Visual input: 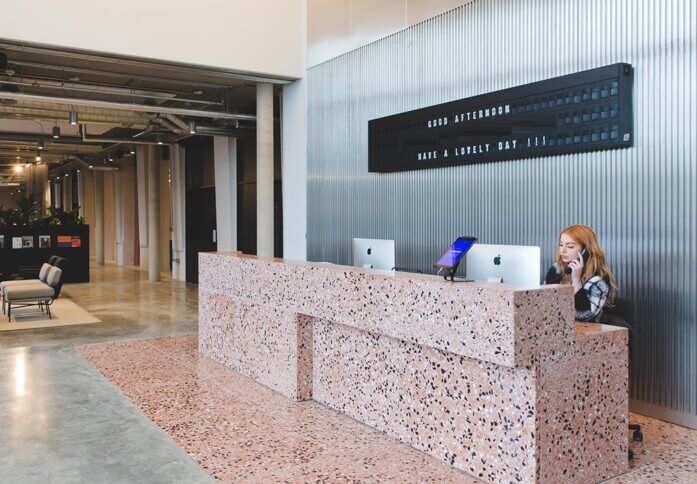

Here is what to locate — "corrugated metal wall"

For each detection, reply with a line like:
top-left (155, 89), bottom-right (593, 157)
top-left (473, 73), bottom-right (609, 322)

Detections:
top-left (307, 0), bottom-right (697, 427)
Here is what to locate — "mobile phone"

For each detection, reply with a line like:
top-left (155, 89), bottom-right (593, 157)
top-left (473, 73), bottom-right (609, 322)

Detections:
top-left (433, 236), bottom-right (477, 269)
top-left (565, 248), bottom-right (589, 274)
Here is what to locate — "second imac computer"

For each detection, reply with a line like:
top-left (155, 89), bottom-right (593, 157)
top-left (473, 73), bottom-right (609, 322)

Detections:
top-left (466, 244), bottom-right (541, 287)
top-left (352, 238), bottom-right (395, 271)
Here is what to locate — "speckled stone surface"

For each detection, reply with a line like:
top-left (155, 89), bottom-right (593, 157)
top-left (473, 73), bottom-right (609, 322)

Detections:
top-left (78, 336), bottom-right (475, 483)
top-left (197, 253), bottom-right (628, 483)
top-left (312, 318), bottom-right (538, 481)
top-left (77, 336), bottom-right (697, 484)
top-left (199, 253), bottom-right (575, 370)
top-left (536, 323), bottom-right (629, 482)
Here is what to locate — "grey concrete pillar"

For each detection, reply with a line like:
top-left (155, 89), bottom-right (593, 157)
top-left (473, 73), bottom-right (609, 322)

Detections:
top-left (136, 145), bottom-right (149, 272)
top-left (27, 165), bottom-right (50, 215)
top-left (147, 146), bottom-right (161, 281)
top-left (256, 82), bottom-right (274, 257)
top-left (53, 180), bottom-right (62, 209)
top-left (170, 144), bottom-right (186, 281)
top-left (114, 171), bottom-right (124, 266)
top-left (77, 169), bottom-right (86, 217)
top-left (62, 174), bottom-right (73, 211)
top-left (213, 136), bottom-right (237, 252)
top-left (94, 171), bottom-right (104, 265)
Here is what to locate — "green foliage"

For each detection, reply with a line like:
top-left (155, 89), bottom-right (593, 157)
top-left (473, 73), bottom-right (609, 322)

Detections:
top-left (15, 195), bottom-right (39, 225)
top-left (0, 206), bottom-right (21, 226)
top-left (0, 196), bottom-right (86, 228)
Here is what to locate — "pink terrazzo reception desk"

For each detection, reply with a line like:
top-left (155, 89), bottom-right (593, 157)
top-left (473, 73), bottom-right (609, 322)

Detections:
top-left (198, 252), bottom-right (628, 483)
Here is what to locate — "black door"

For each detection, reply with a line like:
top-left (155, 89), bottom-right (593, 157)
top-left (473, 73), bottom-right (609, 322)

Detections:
top-left (185, 186), bottom-right (216, 283)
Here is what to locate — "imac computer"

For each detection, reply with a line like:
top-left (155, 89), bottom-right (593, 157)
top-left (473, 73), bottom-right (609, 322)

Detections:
top-left (352, 238), bottom-right (396, 271)
top-left (466, 244), bottom-right (541, 287)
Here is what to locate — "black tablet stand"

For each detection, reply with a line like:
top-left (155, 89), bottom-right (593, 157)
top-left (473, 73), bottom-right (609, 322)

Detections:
top-left (443, 259), bottom-right (462, 281)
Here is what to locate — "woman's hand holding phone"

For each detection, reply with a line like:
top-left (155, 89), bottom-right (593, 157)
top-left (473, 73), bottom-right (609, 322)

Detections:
top-left (568, 251), bottom-right (585, 293)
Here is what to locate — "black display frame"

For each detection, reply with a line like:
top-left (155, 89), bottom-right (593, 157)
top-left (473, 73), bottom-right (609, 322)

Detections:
top-left (368, 63), bottom-right (634, 173)
top-left (0, 225), bottom-right (90, 283)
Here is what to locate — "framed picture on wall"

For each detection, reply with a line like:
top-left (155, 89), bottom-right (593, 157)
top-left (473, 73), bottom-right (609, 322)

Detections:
top-left (0, 235), bottom-right (4, 249)
top-left (22, 236), bottom-right (34, 248)
top-left (39, 235), bottom-right (51, 248)
top-left (57, 235), bottom-right (72, 248)
top-left (12, 237), bottom-right (22, 249)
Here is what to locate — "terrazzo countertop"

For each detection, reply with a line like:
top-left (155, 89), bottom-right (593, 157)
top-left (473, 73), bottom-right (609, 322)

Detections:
top-left (199, 252), bottom-right (575, 368)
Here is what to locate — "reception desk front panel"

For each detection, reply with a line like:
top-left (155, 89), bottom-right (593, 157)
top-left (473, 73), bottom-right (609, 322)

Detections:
top-left (199, 252), bottom-right (627, 483)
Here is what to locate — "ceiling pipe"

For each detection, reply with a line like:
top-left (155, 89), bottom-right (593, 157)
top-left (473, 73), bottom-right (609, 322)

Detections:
top-left (0, 148), bottom-right (89, 157)
top-left (0, 132), bottom-right (79, 143)
top-left (195, 127), bottom-right (253, 137)
top-left (0, 92), bottom-right (256, 121)
top-left (133, 125), bottom-right (156, 138)
top-left (82, 125), bottom-right (161, 145)
top-left (10, 60), bottom-right (231, 90)
top-left (72, 156), bottom-right (119, 171)
top-left (0, 77), bottom-right (222, 106)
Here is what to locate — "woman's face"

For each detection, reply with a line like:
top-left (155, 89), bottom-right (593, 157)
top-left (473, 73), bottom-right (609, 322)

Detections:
top-left (559, 233), bottom-right (581, 264)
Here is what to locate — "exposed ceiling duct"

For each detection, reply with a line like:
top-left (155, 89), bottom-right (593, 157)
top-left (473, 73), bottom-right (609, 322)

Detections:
top-left (164, 114), bottom-right (189, 131)
top-left (0, 77), bottom-right (224, 106)
top-left (0, 105), bottom-right (150, 127)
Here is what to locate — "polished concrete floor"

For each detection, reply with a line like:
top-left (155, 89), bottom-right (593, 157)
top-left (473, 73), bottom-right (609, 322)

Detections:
top-left (0, 263), bottom-right (198, 349)
top-left (1, 263), bottom-right (696, 483)
top-left (0, 263), bottom-right (210, 483)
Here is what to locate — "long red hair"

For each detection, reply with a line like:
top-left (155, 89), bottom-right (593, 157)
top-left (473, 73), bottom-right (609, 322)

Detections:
top-left (556, 224), bottom-right (617, 303)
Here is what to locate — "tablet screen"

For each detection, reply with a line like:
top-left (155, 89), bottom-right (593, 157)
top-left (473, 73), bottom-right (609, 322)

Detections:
top-left (434, 237), bottom-right (477, 268)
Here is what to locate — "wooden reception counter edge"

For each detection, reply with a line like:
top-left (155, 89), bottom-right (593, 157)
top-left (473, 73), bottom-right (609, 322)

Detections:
top-left (198, 252), bottom-right (628, 483)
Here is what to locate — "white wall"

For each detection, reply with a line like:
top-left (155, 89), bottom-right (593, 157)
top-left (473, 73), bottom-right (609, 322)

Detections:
top-left (1, 0), bottom-right (305, 79)
top-left (282, 78), bottom-right (307, 261)
top-left (308, 0), bottom-right (474, 67)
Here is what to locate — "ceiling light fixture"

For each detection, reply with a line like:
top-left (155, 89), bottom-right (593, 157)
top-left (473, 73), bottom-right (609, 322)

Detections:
top-left (129, 144), bottom-right (136, 155)
top-left (14, 164), bottom-right (23, 173)
top-left (188, 121), bottom-right (197, 134)
top-left (52, 126), bottom-right (60, 139)
top-left (156, 134), bottom-right (164, 145)
top-left (69, 110), bottom-right (78, 125)
top-left (35, 151), bottom-right (41, 162)
top-left (38, 138), bottom-right (45, 150)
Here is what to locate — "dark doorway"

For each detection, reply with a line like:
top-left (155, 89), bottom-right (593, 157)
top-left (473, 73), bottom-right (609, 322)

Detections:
top-left (186, 187), bottom-right (216, 283)
top-left (236, 111), bottom-right (283, 258)
top-left (184, 137), bottom-right (216, 283)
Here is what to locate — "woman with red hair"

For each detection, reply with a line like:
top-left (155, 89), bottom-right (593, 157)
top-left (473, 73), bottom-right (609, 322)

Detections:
top-left (545, 224), bottom-right (617, 321)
